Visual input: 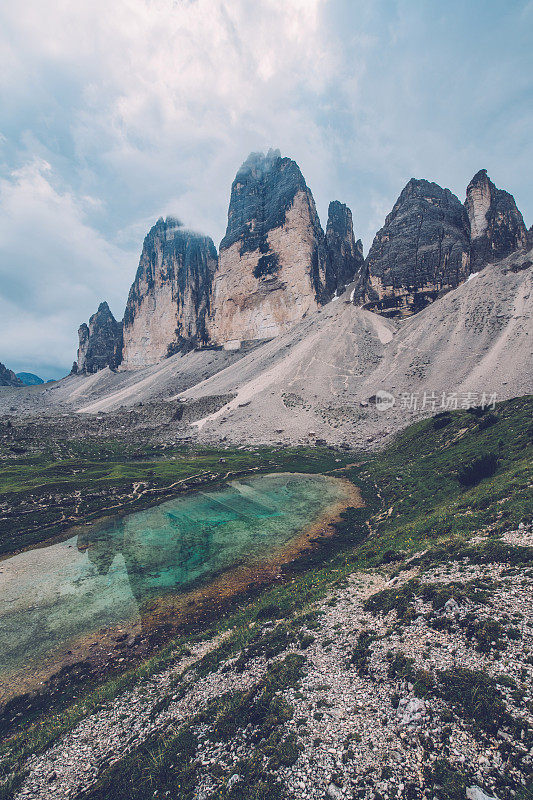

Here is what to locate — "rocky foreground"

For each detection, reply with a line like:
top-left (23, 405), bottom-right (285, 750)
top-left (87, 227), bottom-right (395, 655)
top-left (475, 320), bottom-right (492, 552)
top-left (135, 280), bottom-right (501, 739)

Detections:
top-left (1, 396), bottom-right (531, 800)
top-left (11, 525), bottom-right (533, 800)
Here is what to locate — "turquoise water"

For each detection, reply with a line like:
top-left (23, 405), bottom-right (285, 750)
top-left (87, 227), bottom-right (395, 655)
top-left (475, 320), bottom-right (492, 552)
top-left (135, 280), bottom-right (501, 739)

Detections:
top-left (0, 473), bottom-right (347, 683)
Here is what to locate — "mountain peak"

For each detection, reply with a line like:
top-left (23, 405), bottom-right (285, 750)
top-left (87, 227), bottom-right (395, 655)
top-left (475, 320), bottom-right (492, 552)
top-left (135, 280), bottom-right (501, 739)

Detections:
top-left (211, 151), bottom-right (331, 343)
top-left (0, 362), bottom-right (23, 387)
top-left (365, 178), bottom-right (470, 315)
top-left (465, 169), bottom-right (528, 270)
top-left (76, 303), bottom-right (123, 374)
top-left (121, 219), bottom-right (218, 368)
top-left (469, 168), bottom-right (489, 185)
top-left (236, 149), bottom-right (282, 179)
top-left (326, 201), bottom-right (365, 296)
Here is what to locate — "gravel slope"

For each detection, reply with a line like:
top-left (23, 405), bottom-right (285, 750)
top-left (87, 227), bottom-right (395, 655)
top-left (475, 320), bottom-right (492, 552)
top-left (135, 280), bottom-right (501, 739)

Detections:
top-left (179, 249), bottom-right (533, 447)
top-left (0, 348), bottom-right (249, 417)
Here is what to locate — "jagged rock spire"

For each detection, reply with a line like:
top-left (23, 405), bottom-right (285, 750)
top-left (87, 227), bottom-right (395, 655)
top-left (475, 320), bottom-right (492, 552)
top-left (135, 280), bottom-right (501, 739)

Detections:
top-left (465, 169), bottom-right (528, 271)
top-left (209, 151), bottom-right (330, 344)
top-left (363, 178), bottom-right (471, 316)
top-left (325, 201), bottom-right (366, 296)
top-left (121, 218), bottom-right (218, 368)
top-left (76, 301), bottom-right (123, 374)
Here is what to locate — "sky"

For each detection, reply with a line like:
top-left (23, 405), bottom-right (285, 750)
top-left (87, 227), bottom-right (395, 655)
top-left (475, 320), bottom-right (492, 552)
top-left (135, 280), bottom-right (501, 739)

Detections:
top-left (0, 0), bottom-right (532, 379)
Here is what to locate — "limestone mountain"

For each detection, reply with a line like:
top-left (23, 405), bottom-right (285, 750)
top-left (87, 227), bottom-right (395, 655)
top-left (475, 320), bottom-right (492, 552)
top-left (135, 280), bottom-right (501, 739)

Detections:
top-left (0, 362), bottom-right (23, 387)
top-left (325, 201), bottom-right (365, 296)
top-left (363, 178), bottom-right (471, 316)
top-left (465, 169), bottom-right (528, 272)
top-left (209, 150), bottom-right (356, 344)
top-left (9, 249), bottom-right (533, 448)
top-left (75, 302), bottom-right (123, 374)
top-left (68, 156), bottom-right (530, 374)
top-left (121, 218), bottom-right (218, 368)
top-left (177, 246), bottom-right (533, 447)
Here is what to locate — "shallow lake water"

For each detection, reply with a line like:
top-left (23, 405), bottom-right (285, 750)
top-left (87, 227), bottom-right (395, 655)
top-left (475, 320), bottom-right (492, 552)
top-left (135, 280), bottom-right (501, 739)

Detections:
top-left (0, 473), bottom-right (349, 685)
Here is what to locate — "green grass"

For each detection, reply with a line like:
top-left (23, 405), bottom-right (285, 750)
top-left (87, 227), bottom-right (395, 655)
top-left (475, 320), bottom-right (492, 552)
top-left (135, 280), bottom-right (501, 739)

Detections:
top-left (352, 395), bottom-right (533, 561)
top-left (76, 653), bottom-right (305, 800)
top-left (76, 725), bottom-right (199, 800)
top-left (0, 442), bottom-right (347, 495)
top-left (424, 759), bottom-right (470, 800)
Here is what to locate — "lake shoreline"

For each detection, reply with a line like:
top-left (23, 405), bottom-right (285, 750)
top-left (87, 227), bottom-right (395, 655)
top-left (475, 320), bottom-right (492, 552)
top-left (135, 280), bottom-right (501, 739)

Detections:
top-left (0, 473), bottom-right (361, 710)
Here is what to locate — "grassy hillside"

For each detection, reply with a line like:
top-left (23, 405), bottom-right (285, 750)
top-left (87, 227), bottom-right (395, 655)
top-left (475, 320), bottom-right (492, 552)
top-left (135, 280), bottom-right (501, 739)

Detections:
top-left (356, 395), bottom-right (532, 559)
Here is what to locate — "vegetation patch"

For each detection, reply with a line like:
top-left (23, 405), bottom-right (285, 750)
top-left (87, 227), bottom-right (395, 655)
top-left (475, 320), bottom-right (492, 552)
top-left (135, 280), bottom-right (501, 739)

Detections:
top-left (364, 578), bottom-right (493, 624)
top-left (386, 653), bottom-right (435, 698)
top-left (457, 453), bottom-right (498, 487)
top-left (206, 753), bottom-right (285, 799)
top-left (437, 667), bottom-right (511, 735)
top-left (77, 725), bottom-right (198, 800)
top-left (199, 654), bottom-right (305, 744)
top-left (456, 615), bottom-right (507, 653)
top-left (349, 630), bottom-right (378, 675)
top-left (423, 758), bottom-right (470, 800)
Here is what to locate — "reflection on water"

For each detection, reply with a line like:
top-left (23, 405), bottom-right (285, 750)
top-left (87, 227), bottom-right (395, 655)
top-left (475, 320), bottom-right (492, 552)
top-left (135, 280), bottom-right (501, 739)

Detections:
top-left (0, 473), bottom-right (347, 681)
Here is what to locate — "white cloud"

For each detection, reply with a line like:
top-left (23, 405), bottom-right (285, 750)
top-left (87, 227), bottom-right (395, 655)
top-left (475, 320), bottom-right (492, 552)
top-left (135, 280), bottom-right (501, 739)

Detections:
top-left (0, 159), bottom-right (134, 374)
top-left (0, 0), bottom-right (531, 374)
top-left (0, 0), bottom-right (341, 372)
top-left (1, 0), bottom-right (337, 229)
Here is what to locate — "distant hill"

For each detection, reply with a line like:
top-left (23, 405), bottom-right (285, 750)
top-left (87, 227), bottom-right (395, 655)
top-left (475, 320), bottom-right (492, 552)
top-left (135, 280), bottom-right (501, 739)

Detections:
top-left (16, 372), bottom-right (44, 386)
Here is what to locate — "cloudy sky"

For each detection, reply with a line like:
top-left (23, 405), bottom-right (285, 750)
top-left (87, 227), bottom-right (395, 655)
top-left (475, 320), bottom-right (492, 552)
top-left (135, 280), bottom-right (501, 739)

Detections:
top-left (1, 0), bottom-right (531, 378)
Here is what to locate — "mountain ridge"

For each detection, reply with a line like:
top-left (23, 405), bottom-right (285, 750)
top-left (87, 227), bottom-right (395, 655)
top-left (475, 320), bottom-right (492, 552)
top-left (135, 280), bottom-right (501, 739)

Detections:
top-left (71, 155), bottom-right (530, 375)
top-left (9, 245), bottom-right (530, 451)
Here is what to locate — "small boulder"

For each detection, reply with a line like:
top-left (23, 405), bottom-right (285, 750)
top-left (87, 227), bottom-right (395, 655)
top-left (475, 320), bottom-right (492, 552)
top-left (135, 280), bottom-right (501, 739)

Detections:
top-left (327, 783), bottom-right (343, 800)
top-left (227, 774), bottom-right (241, 791)
top-left (398, 697), bottom-right (426, 726)
top-left (466, 788), bottom-right (500, 800)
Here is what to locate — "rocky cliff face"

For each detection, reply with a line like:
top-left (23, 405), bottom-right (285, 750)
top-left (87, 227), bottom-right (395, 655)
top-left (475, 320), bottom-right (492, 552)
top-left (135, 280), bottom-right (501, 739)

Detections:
top-left (68, 157), bottom-right (530, 369)
top-left (0, 362), bottom-right (23, 387)
top-left (364, 179), bottom-right (471, 316)
top-left (209, 150), bottom-right (334, 344)
top-left (465, 169), bottom-right (528, 272)
top-left (325, 201), bottom-right (365, 296)
top-left (121, 218), bottom-right (217, 368)
top-left (75, 302), bottom-right (123, 374)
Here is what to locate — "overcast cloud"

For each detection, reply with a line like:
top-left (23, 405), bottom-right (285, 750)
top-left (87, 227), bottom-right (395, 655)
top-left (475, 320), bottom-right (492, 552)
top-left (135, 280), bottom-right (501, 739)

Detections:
top-left (0, 0), bottom-right (531, 377)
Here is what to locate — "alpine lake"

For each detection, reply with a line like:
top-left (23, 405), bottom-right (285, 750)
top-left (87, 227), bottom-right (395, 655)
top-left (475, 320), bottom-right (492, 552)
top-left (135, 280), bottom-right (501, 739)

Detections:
top-left (0, 472), bottom-right (356, 700)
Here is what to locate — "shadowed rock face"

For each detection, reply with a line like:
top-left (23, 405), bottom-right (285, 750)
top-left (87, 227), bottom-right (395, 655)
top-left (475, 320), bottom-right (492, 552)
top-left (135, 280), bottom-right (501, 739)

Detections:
top-left (0, 362), bottom-right (23, 387)
top-left (121, 218), bottom-right (218, 368)
top-left (465, 169), bottom-right (528, 272)
top-left (325, 201), bottom-right (365, 296)
top-left (364, 179), bottom-right (471, 316)
top-left (209, 150), bottom-right (331, 344)
top-left (76, 302), bottom-right (123, 374)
